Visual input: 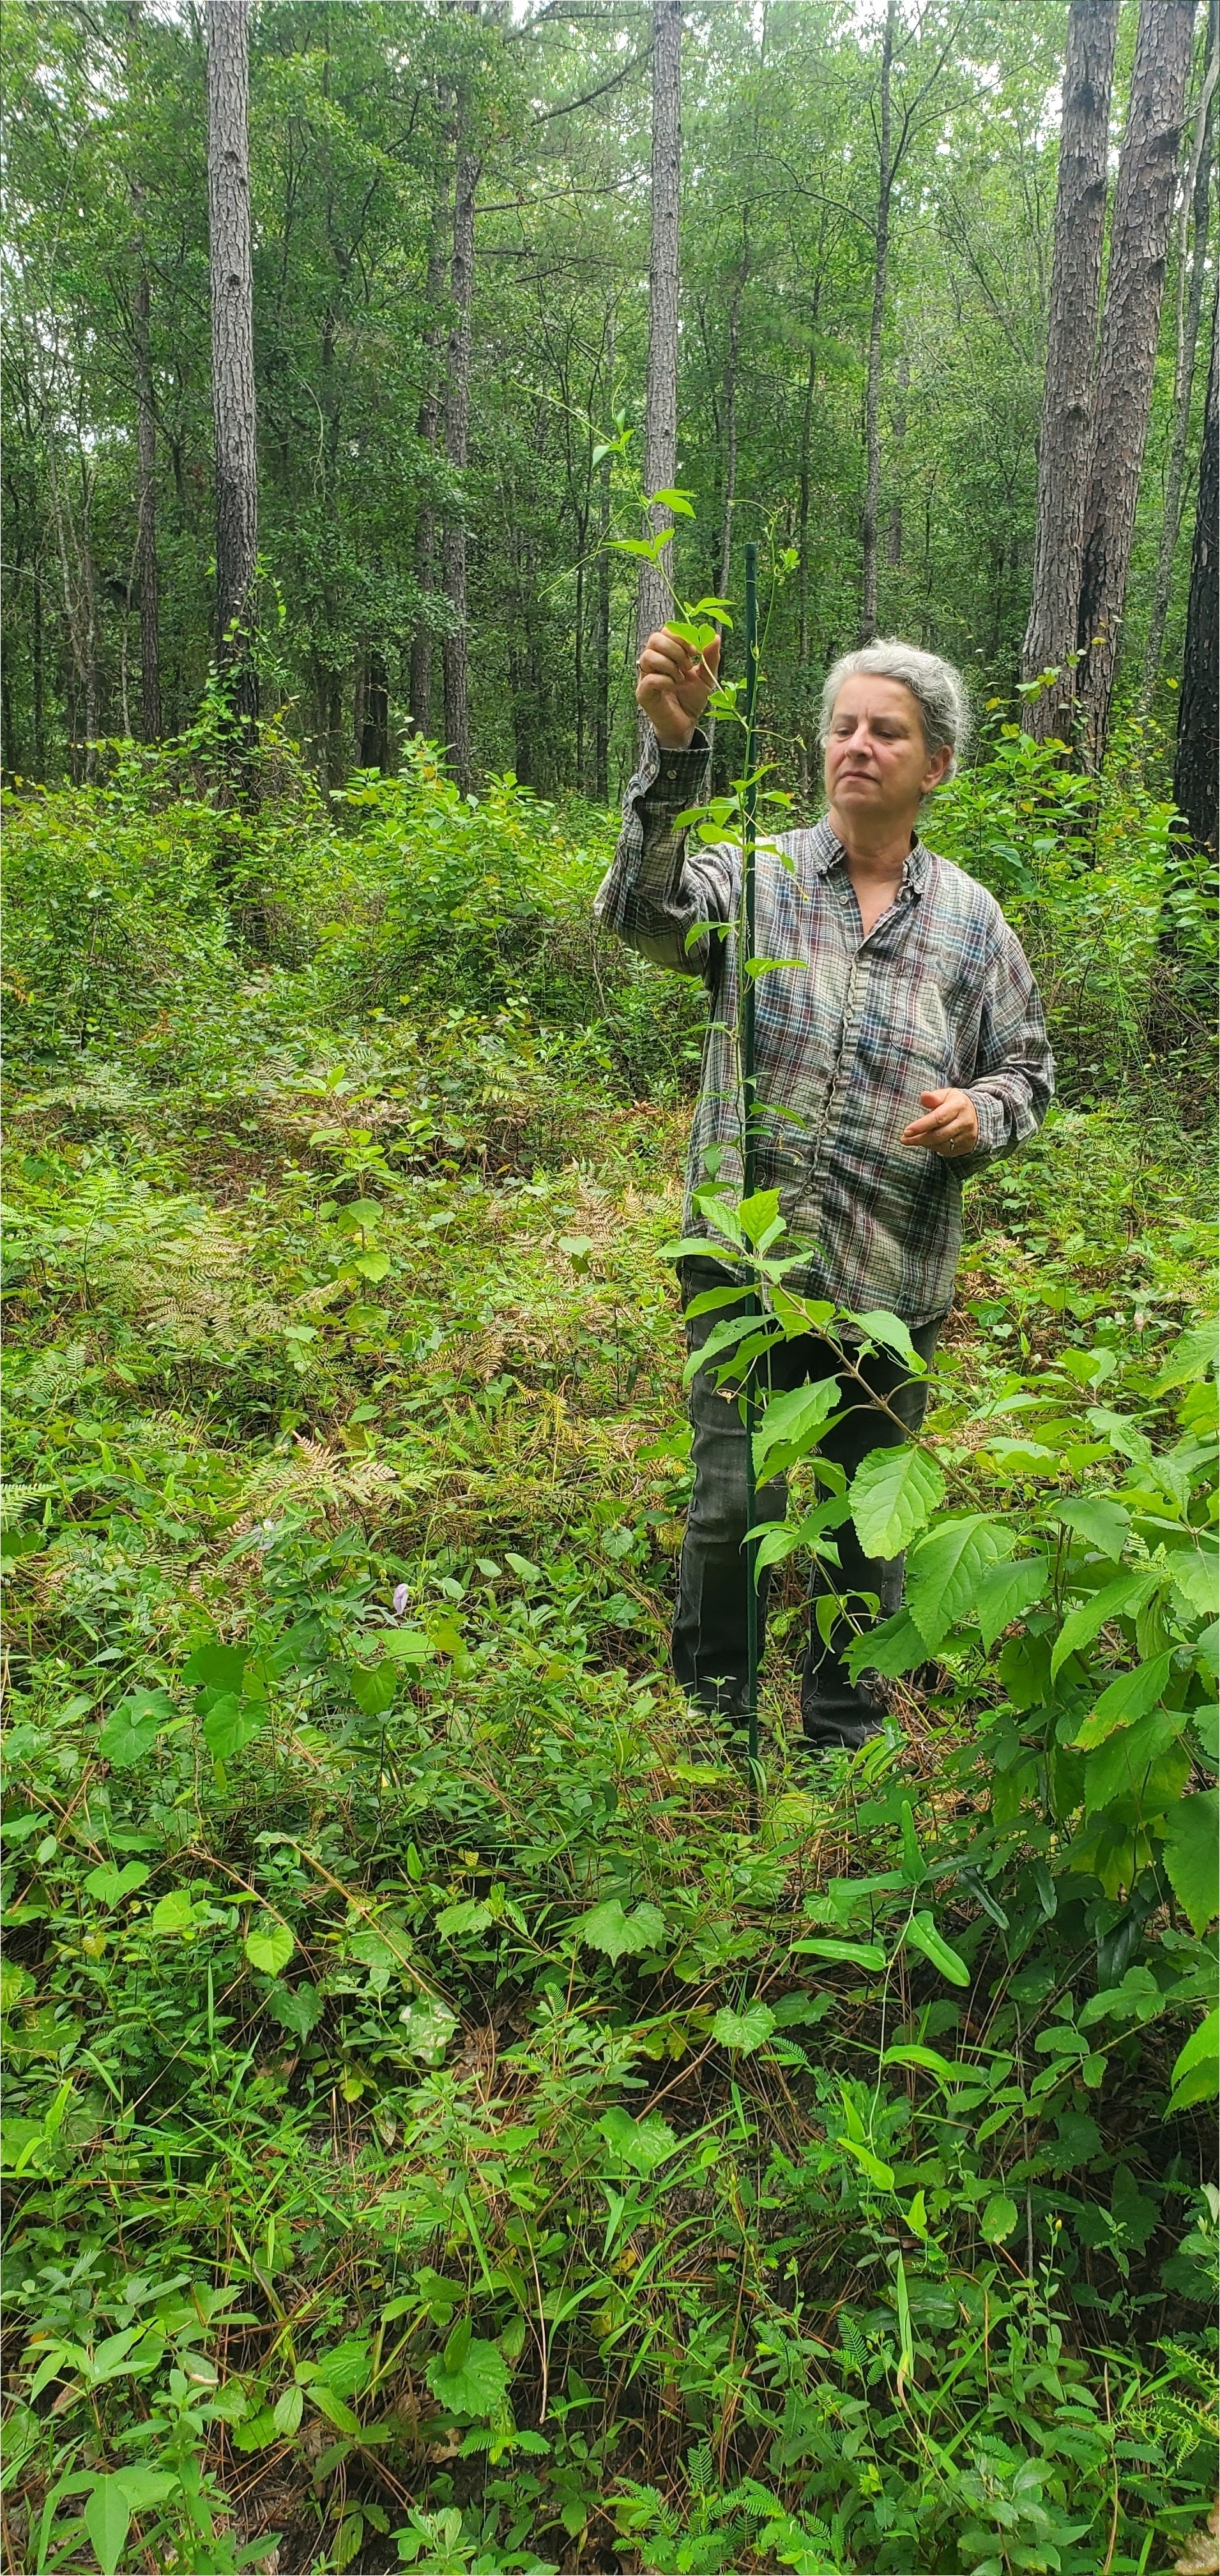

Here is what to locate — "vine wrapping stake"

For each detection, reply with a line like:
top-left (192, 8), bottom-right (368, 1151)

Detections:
top-left (741, 540), bottom-right (761, 1783)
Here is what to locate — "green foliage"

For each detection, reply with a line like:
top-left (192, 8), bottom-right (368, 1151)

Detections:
top-left (1, 757), bottom-right (1216, 2575)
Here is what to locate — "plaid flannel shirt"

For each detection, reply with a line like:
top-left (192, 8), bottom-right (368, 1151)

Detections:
top-left (595, 729), bottom-right (1054, 1324)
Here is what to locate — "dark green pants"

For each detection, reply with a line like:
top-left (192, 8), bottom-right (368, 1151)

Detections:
top-left (674, 1259), bottom-right (940, 1748)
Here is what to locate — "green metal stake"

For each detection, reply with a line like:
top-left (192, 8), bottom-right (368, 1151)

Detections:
top-left (741, 542), bottom-right (761, 1783)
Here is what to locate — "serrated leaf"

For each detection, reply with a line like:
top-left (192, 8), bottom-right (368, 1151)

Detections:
top-left (753, 1376), bottom-right (840, 1479)
top-left (245, 1917), bottom-right (295, 1975)
top-left (906, 1516), bottom-right (1005, 1649)
top-left (425, 2335), bottom-right (509, 2420)
top-left (1168, 2006), bottom-right (1219, 2112)
top-left (844, 1607), bottom-right (926, 1679)
top-left (1072, 1651), bottom-right (1175, 1748)
top-left (1152, 1322), bottom-right (1218, 1393)
top-left (1083, 1708), bottom-right (1190, 1814)
top-left (268, 1980), bottom-right (322, 2041)
top-left (598, 2105), bottom-right (678, 2171)
top-left (973, 1552), bottom-right (1049, 1651)
top-left (1050, 1567), bottom-right (1164, 1678)
top-left (1168, 1547), bottom-right (1219, 1618)
top-left (901, 1911), bottom-right (970, 1986)
top-left (849, 1445), bottom-right (945, 1557)
top-left (980, 2193), bottom-right (1019, 2243)
top-left (712, 2001), bottom-right (775, 2054)
top-left (1047, 1496), bottom-right (1131, 1559)
top-left (575, 1897), bottom-right (666, 1962)
top-left (1161, 1791), bottom-right (1219, 1936)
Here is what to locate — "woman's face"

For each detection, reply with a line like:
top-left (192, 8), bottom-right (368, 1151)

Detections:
top-left (823, 675), bottom-right (952, 826)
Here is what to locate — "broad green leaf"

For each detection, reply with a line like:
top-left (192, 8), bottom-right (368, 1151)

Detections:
top-left (651, 487), bottom-right (696, 513)
top-left (245, 1917), bottom-right (295, 1975)
top-left (835, 2134), bottom-right (894, 2190)
top-left (881, 2045), bottom-right (979, 2087)
top-left (202, 1692), bottom-right (264, 1762)
top-left (980, 2193), bottom-right (1019, 2243)
top-left (0, 1961), bottom-right (34, 2011)
top-left (1168, 1547), bottom-right (1219, 1618)
top-left (1072, 1651), bottom-right (1175, 1748)
top-left (349, 1658), bottom-right (397, 1718)
top-left (1082, 1709), bottom-right (1190, 1815)
top-left (597, 2105), bottom-right (678, 2171)
top-left (851, 1309), bottom-right (921, 1364)
top-left (397, 1999), bottom-right (457, 2063)
top-left (712, 2001), bottom-right (775, 2054)
top-left (83, 2476), bottom-right (132, 2576)
top-left (1161, 1791), bottom-right (1219, 1936)
top-left (752, 1375), bottom-right (840, 1478)
top-left (973, 1552), bottom-right (1049, 1651)
top-left (575, 1898), bottom-right (666, 1962)
top-left (1047, 1496), bottom-right (1131, 1559)
top-left (844, 1608), bottom-right (926, 1679)
top-left (183, 1640), bottom-right (248, 1693)
top-left (83, 1861), bottom-right (149, 1905)
top-left (849, 1445), bottom-right (945, 1557)
top-left (150, 1890), bottom-right (196, 1937)
top-left (425, 2335), bottom-right (509, 2420)
top-left (905, 1516), bottom-right (1005, 1649)
top-left (791, 1937), bottom-right (887, 1969)
top-left (273, 2384), bottom-right (303, 2436)
top-left (268, 1980), bottom-right (322, 2041)
top-left (901, 1911), bottom-right (970, 1986)
top-left (98, 1690), bottom-right (174, 1768)
top-left (1050, 1567), bottom-right (1164, 1678)
top-left (1168, 2007), bottom-right (1219, 2112)
top-left (1152, 1322), bottom-right (1218, 1393)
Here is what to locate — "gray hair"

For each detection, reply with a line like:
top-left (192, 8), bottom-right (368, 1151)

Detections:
top-left (819, 639), bottom-right (970, 781)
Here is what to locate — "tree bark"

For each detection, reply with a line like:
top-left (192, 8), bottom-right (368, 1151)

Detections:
top-left (409, 183), bottom-right (450, 736)
top-left (360, 648), bottom-right (390, 771)
top-left (206, 0), bottom-right (259, 758)
top-left (131, 194), bottom-right (162, 741)
top-left (1141, 0), bottom-right (1217, 708)
top-left (860, 0), bottom-right (896, 644)
top-left (717, 213), bottom-right (749, 603)
top-left (1173, 277), bottom-right (1218, 851)
top-left (636, 0), bottom-right (682, 671)
top-left (1076, 0), bottom-right (1197, 769)
top-left (442, 86), bottom-right (478, 792)
top-left (1021, 0), bottom-right (1120, 738)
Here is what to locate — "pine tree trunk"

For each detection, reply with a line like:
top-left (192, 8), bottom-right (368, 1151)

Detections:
top-left (1076, 0), bottom-right (1197, 770)
top-left (860, 0), bottom-right (896, 644)
top-left (636, 0), bottom-right (682, 669)
top-left (1173, 277), bottom-right (1218, 851)
top-left (409, 185), bottom-right (450, 736)
top-left (1141, 3), bottom-right (1217, 707)
top-left (442, 93), bottom-right (478, 792)
top-left (206, 0), bottom-right (259, 761)
top-left (361, 649), bottom-right (390, 771)
top-left (132, 206), bottom-right (162, 741)
top-left (1021, 0), bottom-right (1121, 738)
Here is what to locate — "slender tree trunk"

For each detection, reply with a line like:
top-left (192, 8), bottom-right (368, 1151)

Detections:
top-left (860, 0), bottom-right (896, 644)
top-left (206, 0), bottom-right (259, 765)
top-left (887, 349), bottom-right (909, 567)
top-left (636, 0), bottom-right (682, 675)
top-left (1173, 277), bottom-right (1218, 850)
top-left (32, 564), bottom-right (45, 776)
top-left (1141, 0), bottom-right (1217, 707)
top-left (442, 87), bottom-right (478, 792)
top-left (796, 309), bottom-right (819, 803)
top-left (717, 218), bottom-right (749, 602)
top-left (595, 432), bottom-right (612, 802)
top-left (361, 649), bottom-right (390, 771)
top-left (1021, 0), bottom-right (1120, 738)
top-left (132, 195), bottom-right (162, 741)
top-left (409, 183), bottom-right (450, 736)
top-left (1076, 0), bottom-right (1197, 770)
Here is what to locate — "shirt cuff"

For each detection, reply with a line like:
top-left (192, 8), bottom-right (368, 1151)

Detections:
top-left (648, 730), bottom-right (712, 795)
top-left (966, 1086), bottom-right (1007, 1156)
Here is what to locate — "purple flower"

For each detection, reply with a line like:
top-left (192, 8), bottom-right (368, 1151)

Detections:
top-left (392, 1582), bottom-right (411, 1619)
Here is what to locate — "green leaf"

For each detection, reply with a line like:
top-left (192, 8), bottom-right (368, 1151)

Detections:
top-left (849, 1445), bottom-right (945, 1557)
top-left (245, 1917), bottom-right (295, 1976)
top-left (273, 2384), bottom-right (304, 2436)
top-left (712, 2001), bottom-right (775, 2054)
top-left (791, 1937), bottom-right (887, 1969)
top-left (1168, 1546), bottom-right (1219, 1618)
top-left (575, 1898), bottom-right (666, 1962)
top-left (98, 1690), bottom-right (174, 1768)
top-left (835, 2134), bottom-right (894, 2190)
top-left (268, 1980), bottom-right (322, 2041)
top-left (1072, 1651), bottom-right (1175, 1748)
top-left (349, 1658), bottom-right (398, 1718)
top-left (82, 1860), bottom-right (149, 1905)
top-left (201, 1692), bottom-right (264, 1762)
top-left (881, 2044), bottom-right (979, 2087)
top-left (1082, 1709), bottom-right (1190, 1815)
top-left (1168, 2007), bottom-right (1219, 2112)
top-left (1161, 1791), bottom-right (1220, 1936)
top-left (1050, 1567), bottom-right (1164, 1678)
top-left (425, 2335), bottom-right (509, 2420)
top-left (752, 1375), bottom-right (840, 1478)
top-left (650, 487), bottom-right (696, 514)
top-left (905, 1515), bottom-right (1005, 1649)
top-left (597, 2105), bottom-right (678, 2171)
top-left (150, 1890), bottom-right (196, 1937)
top-left (83, 2476), bottom-right (132, 2576)
top-left (980, 2193), bottom-right (1019, 2243)
top-left (1048, 1496), bottom-right (1131, 1559)
top-left (1152, 1321), bottom-right (1218, 1393)
top-left (183, 1640), bottom-right (248, 1693)
top-left (844, 1608), bottom-right (926, 1679)
top-left (901, 1911), bottom-right (970, 1986)
top-left (973, 1553), bottom-right (1049, 1651)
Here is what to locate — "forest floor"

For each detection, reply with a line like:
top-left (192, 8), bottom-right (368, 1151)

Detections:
top-left (1, 769), bottom-right (1218, 2576)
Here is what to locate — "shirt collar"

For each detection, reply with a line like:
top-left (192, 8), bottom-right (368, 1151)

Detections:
top-left (808, 814), bottom-right (932, 894)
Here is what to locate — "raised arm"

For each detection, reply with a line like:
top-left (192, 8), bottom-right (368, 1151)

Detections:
top-left (593, 627), bottom-right (736, 979)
